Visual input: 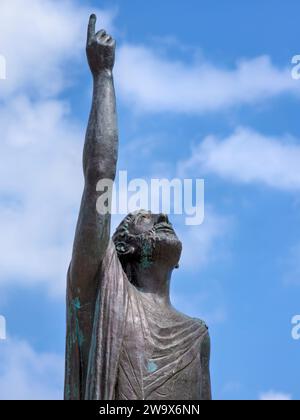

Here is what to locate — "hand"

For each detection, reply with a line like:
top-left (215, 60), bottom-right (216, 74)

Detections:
top-left (86, 14), bottom-right (116, 76)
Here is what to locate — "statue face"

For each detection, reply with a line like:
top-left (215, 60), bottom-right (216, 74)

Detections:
top-left (113, 210), bottom-right (183, 269)
top-left (130, 211), bottom-right (183, 268)
top-left (131, 210), bottom-right (175, 236)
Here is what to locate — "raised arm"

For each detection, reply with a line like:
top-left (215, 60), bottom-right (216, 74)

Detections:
top-left (69, 15), bottom-right (118, 301)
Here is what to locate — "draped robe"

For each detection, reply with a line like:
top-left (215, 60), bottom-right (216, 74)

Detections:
top-left (64, 241), bottom-right (209, 400)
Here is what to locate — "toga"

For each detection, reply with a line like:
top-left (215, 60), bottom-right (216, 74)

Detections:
top-left (64, 241), bottom-right (209, 400)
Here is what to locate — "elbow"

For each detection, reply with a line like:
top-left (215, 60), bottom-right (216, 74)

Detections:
top-left (85, 163), bottom-right (117, 185)
top-left (85, 166), bottom-right (103, 185)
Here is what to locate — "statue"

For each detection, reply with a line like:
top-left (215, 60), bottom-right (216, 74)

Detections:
top-left (64, 14), bottom-right (212, 401)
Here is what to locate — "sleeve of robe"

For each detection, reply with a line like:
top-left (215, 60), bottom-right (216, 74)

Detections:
top-left (64, 241), bottom-right (128, 400)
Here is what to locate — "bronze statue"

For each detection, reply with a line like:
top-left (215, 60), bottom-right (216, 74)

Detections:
top-left (64, 14), bottom-right (212, 401)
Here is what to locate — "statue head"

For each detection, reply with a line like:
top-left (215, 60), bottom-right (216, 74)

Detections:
top-left (112, 210), bottom-right (182, 281)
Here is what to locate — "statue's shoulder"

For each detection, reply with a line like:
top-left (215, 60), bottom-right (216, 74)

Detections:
top-left (188, 317), bottom-right (210, 353)
top-left (193, 317), bottom-right (209, 331)
top-left (171, 307), bottom-right (209, 331)
top-left (191, 317), bottom-right (209, 334)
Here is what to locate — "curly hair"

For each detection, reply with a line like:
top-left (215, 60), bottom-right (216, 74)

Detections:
top-left (112, 211), bottom-right (156, 284)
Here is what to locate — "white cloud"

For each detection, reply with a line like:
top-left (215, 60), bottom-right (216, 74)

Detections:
top-left (0, 1), bottom-right (115, 296)
top-left (0, 96), bottom-right (83, 296)
top-left (179, 127), bottom-right (300, 191)
top-left (116, 44), bottom-right (299, 114)
top-left (0, 0), bottom-right (114, 97)
top-left (0, 338), bottom-right (63, 400)
top-left (260, 391), bottom-right (292, 401)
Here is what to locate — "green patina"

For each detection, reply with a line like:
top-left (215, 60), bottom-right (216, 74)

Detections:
top-left (68, 297), bottom-right (85, 348)
top-left (65, 297), bottom-right (85, 399)
top-left (147, 361), bottom-right (158, 373)
top-left (73, 297), bottom-right (81, 310)
top-left (65, 383), bottom-right (71, 400)
top-left (140, 241), bottom-right (153, 269)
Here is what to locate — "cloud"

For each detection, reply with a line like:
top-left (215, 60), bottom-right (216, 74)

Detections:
top-left (179, 127), bottom-right (300, 191)
top-left (116, 44), bottom-right (299, 114)
top-left (0, 96), bottom-right (83, 296)
top-left (0, 0), bottom-right (114, 97)
top-left (260, 391), bottom-right (292, 401)
top-left (0, 338), bottom-right (63, 400)
top-left (0, 1), bottom-right (115, 296)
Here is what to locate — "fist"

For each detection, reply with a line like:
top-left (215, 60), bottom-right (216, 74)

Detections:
top-left (86, 14), bottom-right (116, 75)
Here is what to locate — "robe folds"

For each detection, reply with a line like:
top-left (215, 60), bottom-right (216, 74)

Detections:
top-left (64, 241), bottom-right (208, 400)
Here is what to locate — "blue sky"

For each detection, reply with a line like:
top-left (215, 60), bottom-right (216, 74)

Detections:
top-left (0, 0), bottom-right (300, 400)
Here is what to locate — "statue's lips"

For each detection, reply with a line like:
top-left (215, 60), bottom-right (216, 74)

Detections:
top-left (155, 223), bottom-right (175, 235)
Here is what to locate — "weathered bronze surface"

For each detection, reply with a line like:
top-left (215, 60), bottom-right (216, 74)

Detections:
top-left (64, 15), bottom-right (212, 401)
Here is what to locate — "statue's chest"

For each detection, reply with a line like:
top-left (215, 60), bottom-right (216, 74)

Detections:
top-left (115, 293), bottom-right (202, 400)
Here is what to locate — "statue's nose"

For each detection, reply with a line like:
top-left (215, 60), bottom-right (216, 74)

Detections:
top-left (156, 213), bottom-right (169, 224)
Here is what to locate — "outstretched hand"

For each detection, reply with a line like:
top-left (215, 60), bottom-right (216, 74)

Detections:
top-left (86, 14), bottom-right (116, 76)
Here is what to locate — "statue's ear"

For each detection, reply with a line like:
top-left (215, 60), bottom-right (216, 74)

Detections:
top-left (115, 242), bottom-right (135, 256)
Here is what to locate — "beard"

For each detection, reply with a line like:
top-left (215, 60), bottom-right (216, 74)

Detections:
top-left (135, 228), bottom-right (182, 269)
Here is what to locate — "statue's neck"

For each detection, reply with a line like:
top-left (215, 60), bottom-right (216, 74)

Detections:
top-left (130, 261), bottom-right (173, 307)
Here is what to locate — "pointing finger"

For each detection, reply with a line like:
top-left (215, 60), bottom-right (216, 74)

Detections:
top-left (87, 14), bottom-right (96, 45)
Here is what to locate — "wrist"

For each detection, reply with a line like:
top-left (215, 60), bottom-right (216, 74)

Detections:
top-left (93, 68), bottom-right (113, 81)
